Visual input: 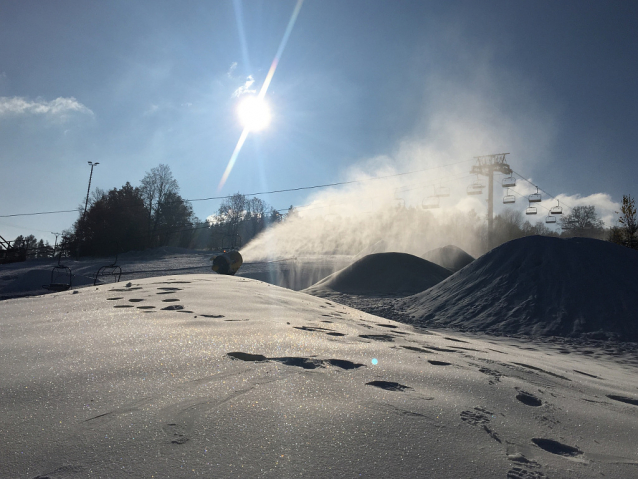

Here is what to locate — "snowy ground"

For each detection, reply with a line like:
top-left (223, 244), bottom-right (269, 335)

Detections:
top-left (1, 242), bottom-right (638, 478)
top-left (0, 249), bottom-right (352, 300)
top-left (1, 273), bottom-right (637, 478)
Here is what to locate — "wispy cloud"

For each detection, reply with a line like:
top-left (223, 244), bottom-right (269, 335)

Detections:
top-left (0, 96), bottom-right (93, 119)
top-left (227, 62), bottom-right (238, 78)
top-left (232, 75), bottom-right (255, 98)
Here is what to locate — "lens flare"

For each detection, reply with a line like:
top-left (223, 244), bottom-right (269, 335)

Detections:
top-left (237, 96), bottom-right (271, 132)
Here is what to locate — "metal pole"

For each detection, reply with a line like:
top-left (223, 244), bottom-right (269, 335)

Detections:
top-left (51, 232), bottom-right (59, 257)
top-left (487, 168), bottom-right (494, 251)
top-left (83, 162), bottom-right (99, 218)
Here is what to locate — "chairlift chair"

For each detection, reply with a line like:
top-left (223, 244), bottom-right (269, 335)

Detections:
top-left (526, 201), bottom-right (538, 215)
top-left (502, 176), bottom-right (516, 188)
top-left (528, 186), bottom-right (542, 203)
top-left (549, 199), bottom-right (563, 215)
top-left (503, 188), bottom-right (516, 204)
top-left (94, 252), bottom-right (122, 286)
top-left (545, 215), bottom-right (556, 224)
top-left (435, 186), bottom-right (450, 197)
top-left (466, 177), bottom-right (485, 196)
top-left (43, 253), bottom-right (72, 292)
top-left (421, 196), bottom-right (440, 209)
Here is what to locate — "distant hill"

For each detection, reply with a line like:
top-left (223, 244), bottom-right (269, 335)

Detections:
top-left (304, 252), bottom-right (451, 297)
top-left (421, 245), bottom-right (474, 272)
top-left (400, 236), bottom-right (638, 341)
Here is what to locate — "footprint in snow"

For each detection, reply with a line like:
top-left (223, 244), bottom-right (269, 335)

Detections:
top-left (516, 390), bottom-right (543, 407)
top-left (428, 360), bottom-right (451, 366)
top-left (460, 407), bottom-right (501, 442)
top-left (506, 468), bottom-right (547, 479)
top-left (606, 394), bottom-right (638, 406)
top-left (226, 352), bottom-right (364, 370)
top-left (366, 381), bottom-right (412, 392)
top-left (359, 334), bottom-right (395, 342)
top-left (531, 438), bottom-right (582, 457)
top-left (161, 304), bottom-right (184, 311)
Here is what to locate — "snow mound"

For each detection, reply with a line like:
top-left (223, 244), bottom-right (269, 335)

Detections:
top-left (401, 236), bottom-right (638, 341)
top-left (421, 245), bottom-right (475, 272)
top-left (304, 252), bottom-right (452, 296)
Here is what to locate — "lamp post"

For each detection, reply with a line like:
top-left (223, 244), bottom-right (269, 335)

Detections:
top-left (51, 232), bottom-right (60, 256)
top-left (83, 161), bottom-right (99, 218)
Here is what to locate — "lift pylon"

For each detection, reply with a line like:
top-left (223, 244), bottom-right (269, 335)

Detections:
top-left (470, 153), bottom-right (513, 250)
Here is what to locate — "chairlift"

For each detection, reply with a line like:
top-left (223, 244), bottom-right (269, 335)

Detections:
top-left (435, 186), bottom-right (450, 197)
top-left (42, 253), bottom-right (72, 292)
top-left (466, 184), bottom-right (483, 196)
top-left (502, 176), bottom-right (516, 188)
top-left (528, 186), bottom-right (542, 203)
top-left (545, 215), bottom-right (556, 224)
top-left (549, 199), bottom-right (563, 215)
top-left (467, 176), bottom-right (485, 196)
top-left (94, 251), bottom-right (122, 286)
top-left (421, 196), bottom-right (440, 209)
top-left (503, 188), bottom-right (516, 204)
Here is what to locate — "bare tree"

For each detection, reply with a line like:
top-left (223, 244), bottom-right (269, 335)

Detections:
top-left (140, 164), bottom-right (179, 246)
top-left (217, 193), bottom-right (247, 246)
top-left (617, 194), bottom-right (637, 249)
top-left (560, 205), bottom-right (604, 238)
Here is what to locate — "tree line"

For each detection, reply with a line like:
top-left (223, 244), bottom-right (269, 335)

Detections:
top-left (7, 180), bottom-right (637, 259)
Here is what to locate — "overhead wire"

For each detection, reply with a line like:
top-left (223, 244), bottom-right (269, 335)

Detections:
top-left (0, 158), bottom-right (475, 218)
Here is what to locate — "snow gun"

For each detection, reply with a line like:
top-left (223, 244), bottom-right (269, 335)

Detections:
top-left (210, 235), bottom-right (243, 275)
top-left (210, 250), bottom-right (243, 275)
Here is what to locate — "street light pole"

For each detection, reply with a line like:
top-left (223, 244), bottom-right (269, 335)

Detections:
top-left (84, 161), bottom-right (99, 218)
top-left (51, 232), bottom-right (60, 255)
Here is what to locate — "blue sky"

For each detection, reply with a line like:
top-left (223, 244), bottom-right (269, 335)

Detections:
top-left (1, 0), bottom-right (637, 245)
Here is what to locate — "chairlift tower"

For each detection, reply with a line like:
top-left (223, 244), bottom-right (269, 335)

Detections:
top-left (470, 153), bottom-right (512, 250)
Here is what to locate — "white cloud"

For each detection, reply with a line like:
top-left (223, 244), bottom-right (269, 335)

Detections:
top-left (227, 62), bottom-right (238, 78)
top-left (0, 96), bottom-right (93, 119)
top-left (232, 75), bottom-right (255, 98)
top-left (549, 193), bottom-right (619, 227)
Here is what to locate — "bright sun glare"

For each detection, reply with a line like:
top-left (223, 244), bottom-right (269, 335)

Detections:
top-left (237, 96), bottom-right (271, 132)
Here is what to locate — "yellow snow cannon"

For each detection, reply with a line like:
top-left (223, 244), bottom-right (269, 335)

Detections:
top-left (211, 250), bottom-right (243, 275)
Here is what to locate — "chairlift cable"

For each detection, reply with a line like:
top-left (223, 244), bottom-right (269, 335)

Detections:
top-left (510, 170), bottom-right (574, 211)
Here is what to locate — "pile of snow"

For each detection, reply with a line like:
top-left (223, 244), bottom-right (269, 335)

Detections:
top-left (400, 236), bottom-right (638, 341)
top-left (304, 252), bottom-right (451, 296)
top-left (421, 245), bottom-right (475, 272)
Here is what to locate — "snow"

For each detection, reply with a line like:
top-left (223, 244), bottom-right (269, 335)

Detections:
top-left (304, 252), bottom-right (451, 296)
top-left (1, 240), bottom-right (638, 478)
top-left (399, 236), bottom-right (638, 341)
top-left (421, 244), bottom-right (475, 272)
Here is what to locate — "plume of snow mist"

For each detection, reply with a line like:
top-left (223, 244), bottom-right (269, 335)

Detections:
top-left (242, 53), bottom-right (560, 262)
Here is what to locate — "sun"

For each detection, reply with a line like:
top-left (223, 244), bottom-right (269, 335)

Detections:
top-left (237, 96), bottom-right (271, 132)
